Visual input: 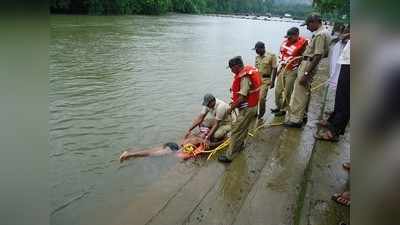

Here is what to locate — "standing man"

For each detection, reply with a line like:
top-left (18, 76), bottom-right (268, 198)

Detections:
top-left (271, 27), bottom-right (308, 117)
top-left (284, 13), bottom-right (330, 128)
top-left (316, 37), bottom-right (350, 141)
top-left (185, 93), bottom-right (232, 142)
top-left (253, 41), bottom-right (277, 119)
top-left (218, 56), bottom-right (262, 163)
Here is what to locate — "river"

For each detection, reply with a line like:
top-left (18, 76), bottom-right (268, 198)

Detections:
top-left (50, 14), bottom-right (308, 225)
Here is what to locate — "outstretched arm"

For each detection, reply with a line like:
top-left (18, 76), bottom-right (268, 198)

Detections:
top-left (119, 146), bottom-right (170, 163)
top-left (206, 119), bottom-right (219, 141)
top-left (185, 112), bottom-right (207, 138)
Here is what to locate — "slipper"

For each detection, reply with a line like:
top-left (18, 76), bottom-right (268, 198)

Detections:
top-left (342, 162), bottom-right (351, 171)
top-left (314, 131), bottom-right (339, 142)
top-left (331, 193), bottom-right (351, 206)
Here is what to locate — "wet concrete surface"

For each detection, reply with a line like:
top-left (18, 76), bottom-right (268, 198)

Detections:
top-left (297, 85), bottom-right (350, 225)
top-left (233, 63), bottom-right (329, 225)
top-left (112, 60), bottom-right (349, 225)
top-left (182, 127), bottom-right (283, 225)
top-left (298, 132), bottom-right (350, 225)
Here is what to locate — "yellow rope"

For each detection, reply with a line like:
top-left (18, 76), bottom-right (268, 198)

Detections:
top-left (206, 121), bottom-right (284, 160)
top-left (311, 80), bottom-right (328, 92)
top-left (182, 143), bottom-right (196, 154)
top-left (206, 138), bottom-right (231, 160)
top-left (248, 121), bottom-right (284, 137)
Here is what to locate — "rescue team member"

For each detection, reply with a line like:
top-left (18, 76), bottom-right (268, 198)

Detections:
top-left (218, 56), bottom-right (262, 163)
top-left (284, 13), bottom-right (330, 128)
top-left (271, 27), bottom-right (308, 117)
top-left (253, 41), bottom-right (277, 119)
top-left (119, 133), bottom-right (221, 162)
top-left (185, 94), bottom-right (232, 142)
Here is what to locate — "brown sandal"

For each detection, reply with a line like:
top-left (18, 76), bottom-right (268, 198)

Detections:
top-left (332, 193), bottom-right (351, 206)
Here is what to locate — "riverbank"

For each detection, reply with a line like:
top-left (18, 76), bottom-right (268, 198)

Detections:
top-left (111, 59), bottom-right (350, 225)
top-left (205, 13), bottom-right (304, 23)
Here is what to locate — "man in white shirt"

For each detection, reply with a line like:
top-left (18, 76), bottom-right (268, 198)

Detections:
top-left (316, 38), bottom-right (350, 141)
top-left (185, 94), bottom-right (232, 141)
top-left (328, 25), bottom-right (350, 88)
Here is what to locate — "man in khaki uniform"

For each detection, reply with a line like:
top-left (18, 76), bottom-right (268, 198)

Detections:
top-left (253, 41), bottom-right (277, 119)
top-left (185, 93), bottom-right (232, 141)
top-left (284, 13), bottom-right (330, 128)
top-left (218, 56), bottom-right (261, 163)
top-left (271, 27), bottom-right (308, 117)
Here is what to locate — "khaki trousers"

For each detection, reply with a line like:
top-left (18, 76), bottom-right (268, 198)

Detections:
top-left (274, 68), bottom-right (298, 111)
top-left (259, 77), bottom-right (271, 118)
top-left (286, 60), bottom-right (316, 123)
top-left (225, 107), bottom-right (258, 160)
top-left (213, 122), bottom-right (231, 140)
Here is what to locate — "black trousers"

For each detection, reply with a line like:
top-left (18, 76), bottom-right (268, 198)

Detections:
top-left (328, 64), bottom-right (350, 136)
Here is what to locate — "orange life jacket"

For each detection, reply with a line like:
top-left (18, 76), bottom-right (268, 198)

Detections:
top-left (231, 65), bottom-right (262, 108)
top-left (279, 36), bottom-right (308, 70)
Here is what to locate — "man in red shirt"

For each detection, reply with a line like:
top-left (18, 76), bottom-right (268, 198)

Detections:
top-left (271, 27), bottom-right (308, 116)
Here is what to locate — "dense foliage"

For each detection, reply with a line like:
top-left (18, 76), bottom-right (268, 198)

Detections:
top-left (50, 0), bottom-right (312, 18)
top-left (313, 0), bottom-right (350, 22)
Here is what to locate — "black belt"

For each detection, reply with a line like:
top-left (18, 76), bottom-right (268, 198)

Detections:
top-left (302, 56), bottom-right (313, 61)
top-left (262, 75), bottom-right (271, 78)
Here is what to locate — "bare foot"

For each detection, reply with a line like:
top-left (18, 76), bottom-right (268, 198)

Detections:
top-left (314, 129), bottom-right (339, 142)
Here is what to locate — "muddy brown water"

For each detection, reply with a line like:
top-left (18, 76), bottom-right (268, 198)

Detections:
top-left (50, 14), bottom-right (310, 225)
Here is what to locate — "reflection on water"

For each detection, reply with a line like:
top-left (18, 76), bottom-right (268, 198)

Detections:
top-left (50, 14), bottom-right (306, 225)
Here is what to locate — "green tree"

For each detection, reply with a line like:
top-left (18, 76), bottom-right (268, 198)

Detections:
top-left (313, 0), bottom-right (350, 22)
top-left (139, 0), bottom-right (171, 14)
top-left (50, 0), bottom-right (314, 17)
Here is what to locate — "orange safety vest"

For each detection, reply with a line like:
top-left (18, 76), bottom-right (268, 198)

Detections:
top-left (231, 65), bottom-right (262, 108)
top-left (279, 36), bottom-right (308, 70)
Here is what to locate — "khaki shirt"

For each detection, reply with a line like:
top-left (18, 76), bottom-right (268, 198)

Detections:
top-left (303, 26), bottom-right (330, 58)
top-left (255, 53), bottom-right (277, 77)
top-left (200, 98), bottom-right (232, 123)
top-left (238, 77), bottom-right (251, 96)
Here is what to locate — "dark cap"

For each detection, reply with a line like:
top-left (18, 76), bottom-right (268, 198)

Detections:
top-left (202, 93), bottom-right (215, 106)
top-left (301, 13), bottom-right (322, 26)
top-left (252, 41), bottom-right (265, 50)
top-left (285, 27), bottom-right (299, 38)
top-left (228, 56), bottom-right (244, 68)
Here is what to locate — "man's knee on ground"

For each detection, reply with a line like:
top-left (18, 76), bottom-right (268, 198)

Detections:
top-left (213, 125), bottom-right (231, 140)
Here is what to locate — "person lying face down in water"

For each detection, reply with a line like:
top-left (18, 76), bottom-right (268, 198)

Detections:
top-left (119, 133), bottom-right (223, 163)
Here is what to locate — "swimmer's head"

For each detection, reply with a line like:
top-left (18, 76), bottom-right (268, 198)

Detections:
top-left (164, 142), bottom-right (180, 151)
